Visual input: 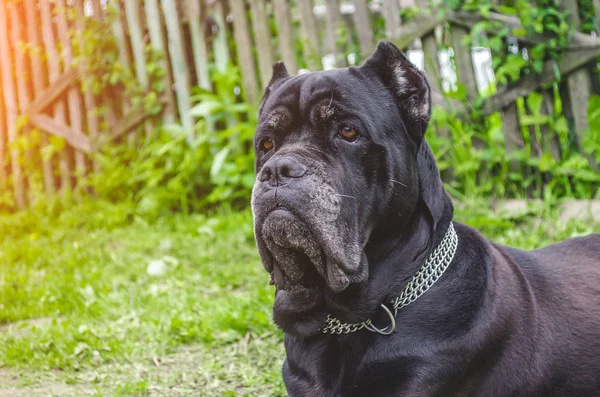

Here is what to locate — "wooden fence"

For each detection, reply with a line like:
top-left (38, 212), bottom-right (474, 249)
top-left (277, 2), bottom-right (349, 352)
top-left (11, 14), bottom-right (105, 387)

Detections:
top-left (0, 0), bottom-right (599, 209)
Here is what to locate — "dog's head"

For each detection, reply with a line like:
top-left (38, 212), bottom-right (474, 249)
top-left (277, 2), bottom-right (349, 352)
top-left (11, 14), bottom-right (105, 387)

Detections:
top-left (251, 42), bottom-right (447, 295)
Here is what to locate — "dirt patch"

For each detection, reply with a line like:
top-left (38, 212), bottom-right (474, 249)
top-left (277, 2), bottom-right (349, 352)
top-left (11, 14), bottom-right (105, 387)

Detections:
top-left (0, 369), bottom-right (94, 397)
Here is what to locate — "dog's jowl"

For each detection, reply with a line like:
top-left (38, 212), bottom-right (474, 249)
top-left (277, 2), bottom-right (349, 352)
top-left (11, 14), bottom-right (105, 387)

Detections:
top-left (250, 41), bottom-right (600, 397)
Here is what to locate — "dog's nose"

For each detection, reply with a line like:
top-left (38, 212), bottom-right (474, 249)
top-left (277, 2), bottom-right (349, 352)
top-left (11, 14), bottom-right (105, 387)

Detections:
top-left (259, 156), bottom-right (307, 184)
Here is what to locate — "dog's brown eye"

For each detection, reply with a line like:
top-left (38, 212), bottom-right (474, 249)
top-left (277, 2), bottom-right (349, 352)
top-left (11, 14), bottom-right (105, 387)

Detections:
top-left (261, 138), bottom-right (274, 151)
top-left (339, 126), bottom-right (359, 142)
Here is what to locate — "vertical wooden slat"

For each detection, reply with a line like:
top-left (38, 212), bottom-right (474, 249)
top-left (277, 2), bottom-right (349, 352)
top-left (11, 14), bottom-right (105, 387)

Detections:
top-left (595, 0), bottom-right (600, 33)
top-left (417, 0), bottom-right (442, 95)
top-left (449, 26), bottom-right (478, 103)
top-left (229, 0), bottom-right (261, 104)
top-left (298, 0), bottom-right (321, 70)
top-left (540, 90), bottom-right (561, 160)
top-left (9, 2), bottom-right (35, 203)
top-left (563, 0), bottom-right (593, 148)
top-left (25, 0), bottom-right (55, 195)
top-left (111, 0), bottom-right (138, 142)
top-left (249, 0), bottom-right (275, 89)
top-left (0, 0), bottom-right (25, 207)
top-left (0, 54), bottom-right (6, 189)
top-left (55, 0), bottom-right (87, 178)
top-left (185, 0), bottom-right (211, 90)
top-left (145, 0), bottom-right (176, 123)
top-left (501, 102), bottom-right (522, 172)
top-left (124, 0), bottom-right (148, 88)
top-left (39, 0), bottom-right (72, 193)
top-left (161, 0), bottom-right (193, 132)
top-left (273, 0), bottom-right (298, 74)
top-left (352, 0), bottom-right (375, 61)
top-left (324, 0), bottom-right (346, 67)
top-left (382, 0), bottom-right (402, 41)
top-left (209, 1), bottom-right (230, 73)
top-left (74, 0), bottom-right (101, 173)
top-left (124, 0), bottom-right (154, 137)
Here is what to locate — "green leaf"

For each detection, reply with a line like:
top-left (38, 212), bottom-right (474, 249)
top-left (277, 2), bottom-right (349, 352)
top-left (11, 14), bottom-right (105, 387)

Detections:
top-left (210, 147), bottom-right (230, 181)
top-left (539, 153), bottom-right (556, 172)
top-left (189, 100), bottom-right (224, 118)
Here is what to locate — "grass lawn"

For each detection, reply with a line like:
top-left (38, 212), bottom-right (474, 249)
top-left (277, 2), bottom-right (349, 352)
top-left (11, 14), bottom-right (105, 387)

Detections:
top-left (0, 200), bottom-right (598, 396)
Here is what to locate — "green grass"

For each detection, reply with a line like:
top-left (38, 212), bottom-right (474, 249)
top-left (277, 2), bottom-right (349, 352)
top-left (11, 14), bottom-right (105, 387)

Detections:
top-left (0, 199), bottom-right (598, 396)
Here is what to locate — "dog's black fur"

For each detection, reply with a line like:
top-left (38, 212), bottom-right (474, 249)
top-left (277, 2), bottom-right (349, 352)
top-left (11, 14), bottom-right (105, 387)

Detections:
top-left (250, 41), bottom-right (600, 396)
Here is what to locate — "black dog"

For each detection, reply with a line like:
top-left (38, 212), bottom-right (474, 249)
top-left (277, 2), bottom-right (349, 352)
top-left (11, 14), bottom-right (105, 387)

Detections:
top-left (251, 41), bottom-right (600, 396)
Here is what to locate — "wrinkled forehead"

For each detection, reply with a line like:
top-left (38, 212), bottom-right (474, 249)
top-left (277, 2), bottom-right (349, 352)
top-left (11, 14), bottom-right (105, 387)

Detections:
top-left (258, 68), bottom-right (384, 128)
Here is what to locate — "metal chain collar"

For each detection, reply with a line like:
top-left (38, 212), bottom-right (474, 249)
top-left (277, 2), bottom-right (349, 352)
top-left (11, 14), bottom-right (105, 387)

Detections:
top-left (321, 222), bottom-right (458, 336)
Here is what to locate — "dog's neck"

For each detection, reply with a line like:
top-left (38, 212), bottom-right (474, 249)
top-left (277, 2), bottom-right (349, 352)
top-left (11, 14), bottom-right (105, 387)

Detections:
top-left (273, 199), bottom-right (454, 338)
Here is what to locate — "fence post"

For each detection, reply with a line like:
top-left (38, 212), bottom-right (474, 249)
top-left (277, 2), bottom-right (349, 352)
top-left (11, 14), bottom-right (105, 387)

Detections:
top-left (562, 0), bottom-right (594, 152)
top-left (73, 0), bottom-right (102, 174)
top-left (208, 1), bottom-right (230, 73)
top-left (249, 0), bottom-right (275, 89)
top-left (161, 0), bottom-right (193, 133)
top-left (416, 0), bottom-right (442, 95)
top-left (382, 0), bottom-right (402, 41)
top-left (229, 0), bottom-right (261, 104)
top-left (24, 0), bottom-right (55, 195)
top-left (352, 0), bottom-right (375, 62)
top-left (55, 0), bottom-right (87, 179)
top-left (324, 0), bottom-right (346, 67)
top-left (0, 0), bottom-right (25, 207)
top-left (39, 0), bottom-right (72, 194)
top-left (185, 0), bottom-right (211, 90)
top-left (145, 0), bottom-right (177, 124)
top-left (0, 54), bottom-right (5, 190)
top-left (273, 0), bottom-right (299, 74)
top-left (298, 0), bottom-right (321, 70)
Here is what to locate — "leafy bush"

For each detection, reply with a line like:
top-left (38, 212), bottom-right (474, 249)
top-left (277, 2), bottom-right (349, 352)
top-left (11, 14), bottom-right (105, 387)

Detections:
top-left (86, 65), bottom-right (256, 219)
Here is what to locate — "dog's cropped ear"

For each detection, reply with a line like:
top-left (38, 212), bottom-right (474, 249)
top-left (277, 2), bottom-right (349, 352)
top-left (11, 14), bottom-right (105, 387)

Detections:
top-left (362, 41), bottom-right (431, 139)
top-left (258, 61), bottom-right (290, 115)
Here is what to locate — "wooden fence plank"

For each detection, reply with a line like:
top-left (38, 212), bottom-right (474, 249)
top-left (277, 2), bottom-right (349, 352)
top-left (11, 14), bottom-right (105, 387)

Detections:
top-left (28, 115), bottom-right (92, 153)
top-left (10, 2), bottom-right (36, 203)
top-left (57, 2), bottom-right (87, 174)
top-left (562, 0), bottom-right (593, 150)
top-left (209, 1), bottom-right (231, 73)
top-left (161, 0), bottom-right (193, 132)
top-left (26, 70), bottom-right (80, 115)
top-left (145, 0), bottom-right (176, 123)
top-left (112, 0), bottom-right (138, 143)
top-left (324, 0), bottom-right (346, 67)
top-left (501, 102), bottom-right (522, 172)
top-left (25, 0), bottom-right (54, 195)
top-left (383, 0), bottom-right (402, 41)
top-left (483, 47), bottom-right (600, 115)
top-left (124, 0), bottom-right (154, 137)
top-left (449, 25), bottom-right (478, 103)
top-left (124, 0), bottom-right (149, 88)
top-left (185, 0), bottom-right (211, 90)
top-left (595, 0), bottom-right (600, 33)
top-left (229, 0), bottom-right (261, 104)
top-left (352, 0), bottom-right (375, 61)
top-left (272, 0), bottom-right (298, 74)
top-left (0, 54), bottom-right (6, 189)
top-left (39, 0), bottom-right (72, 193)
top-left (74, 0), bottom-right (101, 172)
top-left (249, 0), bottom-right (275, 89)
top-left (0, 0), bottom-right (25, 208)
top-left (56, 0), bottom-right (87, 177)
top-left (298, 0), bottom-right (321, 70)
top-left (416, 0), bottom-right (443, 95)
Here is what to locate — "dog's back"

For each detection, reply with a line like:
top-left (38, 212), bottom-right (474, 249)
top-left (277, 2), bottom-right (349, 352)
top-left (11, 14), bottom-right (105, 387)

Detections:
top-left (489, 234), bottom-right (600, 396)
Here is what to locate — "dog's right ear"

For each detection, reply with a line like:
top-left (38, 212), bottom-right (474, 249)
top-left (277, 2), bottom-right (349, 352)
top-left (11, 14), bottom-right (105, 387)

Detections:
top-left (258, 61), bottom-right (289, 115)
top-left (362, 41), bottom-right (431, 141)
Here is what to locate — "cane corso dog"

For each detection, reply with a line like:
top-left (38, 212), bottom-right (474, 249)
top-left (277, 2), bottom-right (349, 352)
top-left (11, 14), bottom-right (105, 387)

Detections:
top-left (250, 41), bottom-right (600, 396)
